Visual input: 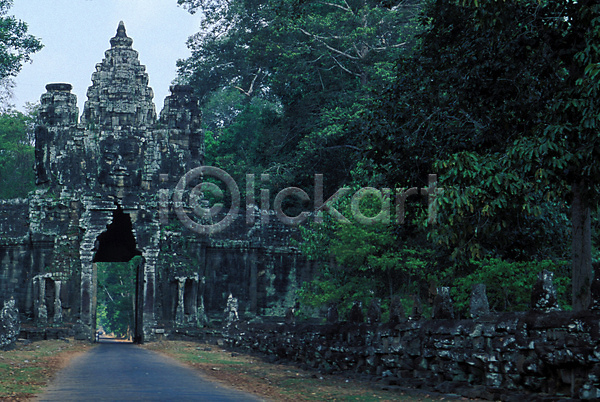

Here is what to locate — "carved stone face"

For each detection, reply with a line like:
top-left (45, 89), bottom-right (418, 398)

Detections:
top-left (98, 136), bottom-right (142, 188)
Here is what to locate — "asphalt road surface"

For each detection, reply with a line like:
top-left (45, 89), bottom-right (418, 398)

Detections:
top-left (36, 341), bottom-right (261, 401)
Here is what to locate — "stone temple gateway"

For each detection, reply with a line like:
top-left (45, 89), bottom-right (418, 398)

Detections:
top-left (0, 22), bottom-right (308, 342)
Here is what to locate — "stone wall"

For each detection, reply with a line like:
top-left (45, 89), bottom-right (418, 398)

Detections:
top-left (0, 199), bottom-right (39, 317)
top-left (224, 312), bottom-right (600, 400)
top-left (155, 213), bottom-right (310, 328)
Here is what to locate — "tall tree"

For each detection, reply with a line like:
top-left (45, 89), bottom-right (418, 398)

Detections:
top-left (367, 0), bottom-right (600, 310)
top-left (0, 0), bottom-right (41, 199)
top-left (0, 109), bottom-right (35, 198)
top-left (177, 0), bottom-right (421, 192)
top-left (0, 0), bottom-right (42, 80)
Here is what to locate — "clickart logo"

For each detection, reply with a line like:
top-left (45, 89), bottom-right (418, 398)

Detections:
top-left (160, 166), bottom-right (440, 235)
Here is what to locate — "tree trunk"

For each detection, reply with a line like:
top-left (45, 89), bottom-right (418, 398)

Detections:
top-left (571, 181), bottom-right (593, 311)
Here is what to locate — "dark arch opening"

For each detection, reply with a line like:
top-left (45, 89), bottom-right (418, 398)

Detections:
top-left (93, 205), bottom-right (144, 343)
top-left (94, 206), bottom-right (142, 263)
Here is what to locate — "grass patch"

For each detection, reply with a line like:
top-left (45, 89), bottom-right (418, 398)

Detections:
top-left (142, 340), bottom-right (450, 401)
top-left (0, 339), bottom-right (93, 399)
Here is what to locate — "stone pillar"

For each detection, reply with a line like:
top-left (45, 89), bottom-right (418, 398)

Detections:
top-left (53, 280), bottom-right (63, 324)
top-left (190, 275), bottom-right (199, 325)
top-left (175, 277), bottom-right (185, 327)
top-left (589, 270), bottom-right (600, 310)
top-left (142, 249), bottom-right (158, 339)
top-left (197, 276), bottom-right (208, 327)
top-left (0, 299), bottom-right (20, 350)
top-left (79, 260), bottom-right (93, 337)
top-left (33, 275), bottom-right (48, 326)
top-left (249, 250), bottom-right (258, 314)
top-left (77, 206), bottom-right (114, 341)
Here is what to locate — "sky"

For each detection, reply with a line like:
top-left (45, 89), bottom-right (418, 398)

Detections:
top-left (9, 0), bottom-right (200, 114)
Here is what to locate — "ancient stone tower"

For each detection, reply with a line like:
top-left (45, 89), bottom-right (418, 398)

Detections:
top-left (0, 22), bottom-right (307, 342)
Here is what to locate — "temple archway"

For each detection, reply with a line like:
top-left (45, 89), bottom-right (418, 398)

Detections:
top-left (93, 206), bottom-right (144, 343)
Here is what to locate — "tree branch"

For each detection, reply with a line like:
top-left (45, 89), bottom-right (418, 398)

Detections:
top-left (299, 28), bottom-right (360, 60)
top-left (234, 68), bottom-right (262, 96)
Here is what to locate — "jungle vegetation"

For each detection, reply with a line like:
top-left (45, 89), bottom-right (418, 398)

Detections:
top-left (176, 0), bottom-right (600, 317)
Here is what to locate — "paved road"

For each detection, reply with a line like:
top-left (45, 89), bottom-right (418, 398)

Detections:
top-left (36, 341), bottom-right (261, 401)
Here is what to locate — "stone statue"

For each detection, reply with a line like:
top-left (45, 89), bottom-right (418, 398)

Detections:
top-left (432, 287), bottom-right (455, 319)
top-left (285, 304), bottom-right (297, 325)
top-left (410, 294), bottom-right (423, 320)
top-left (531, 269), bottom-right (560, 311)
top-left (388, 295), bottom-right (405, 324)
top-left (224, 293), bottom-right (239, 326)
top-left (366, 298), bottom-right (381, 324)
top-left (348, 301), bottom-right (364, 323)
top-left (327, 303), bottom-right (339, 324)
top-left (470, 283), bottom-right (490, 319)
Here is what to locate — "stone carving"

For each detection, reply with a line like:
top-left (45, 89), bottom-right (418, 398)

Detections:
top-left (410, 294), bottom-right (423, 320)
top-left (98, 136), bottom-right (143, 188)
top-left (224, 294), bottom-right (239, 326)
top-left (531, 269), bottom-right (560, 311)
top-left (366, 298), bottom-right (381, 324)
top-left (326, 303), bottom-right (339, 324)
top-left (432, 287), bottom-right (454, 319)
top-left (470, 283), bottom-right (490, 319)
top-left (0, 299), bottom-right (19, 350)
top-left (197, 277), bottom-right (208, 327)
top-left (285, 305), bottom-right (296, 325)
top-left (347, 301), bottom-right (364, 323)
top-left (82, 21), bottom-right (156, 128)
top-left (388, 295), bottom-right (405, 324)
top-left (33, 273), bottom-right (65, 326)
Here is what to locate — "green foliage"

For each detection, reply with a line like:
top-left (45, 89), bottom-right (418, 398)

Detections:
top-left (430, 151), bottom-right (571, 263)
top-left (365, 1), bottom-right (599, 275)
top-left (297, 272), bottom-right (378, 318)
top-left (297, 187), bottom-right (438, 318)
top-left (179, 0), bottom-right (597, 314)
top-left (0, 109), bottom-right (35, 198)
top-left (0, 0), bottom-right (42, 80)
top-left (178, 0), bottom-right (423, 195)
top-left (452, 259), bottom-right (571, 316)
top-left (96, 256), bottom-right (141, 338)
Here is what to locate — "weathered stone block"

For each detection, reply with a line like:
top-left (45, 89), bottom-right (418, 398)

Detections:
top-left (0, 299), bottom-right (19, 350)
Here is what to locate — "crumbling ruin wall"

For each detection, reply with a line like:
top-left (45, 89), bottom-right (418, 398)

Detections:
top-left (155, 212), bottom-right (310, 330)
top-left (224, 275), bottom-right (600, 400)
top-left (0, 199), bottom-right (35, 317)
top-left (226, 312), bottom-right (600, 400)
